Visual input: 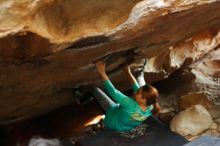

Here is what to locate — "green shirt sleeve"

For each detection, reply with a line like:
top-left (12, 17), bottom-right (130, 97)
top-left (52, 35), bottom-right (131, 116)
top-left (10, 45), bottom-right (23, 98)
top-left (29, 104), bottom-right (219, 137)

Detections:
top-left (132, 82), bottom-right (140, 92)
top-left (103, 79), bottom-right (134, 107)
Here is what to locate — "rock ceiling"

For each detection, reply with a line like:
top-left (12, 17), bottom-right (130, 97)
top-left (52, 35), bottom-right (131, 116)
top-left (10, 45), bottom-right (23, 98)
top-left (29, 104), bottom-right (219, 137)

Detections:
top-left (0, 0), bottom-right (220, 124)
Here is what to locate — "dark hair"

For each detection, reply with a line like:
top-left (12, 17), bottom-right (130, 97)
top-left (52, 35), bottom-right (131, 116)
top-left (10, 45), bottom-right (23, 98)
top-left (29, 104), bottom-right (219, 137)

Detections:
top-left (141, 84), bottom-right (158, 106)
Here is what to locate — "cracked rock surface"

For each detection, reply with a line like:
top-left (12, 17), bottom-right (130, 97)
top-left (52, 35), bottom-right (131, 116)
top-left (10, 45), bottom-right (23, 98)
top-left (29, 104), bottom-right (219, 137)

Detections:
top-left (0, 0), bottom-right (220, 124)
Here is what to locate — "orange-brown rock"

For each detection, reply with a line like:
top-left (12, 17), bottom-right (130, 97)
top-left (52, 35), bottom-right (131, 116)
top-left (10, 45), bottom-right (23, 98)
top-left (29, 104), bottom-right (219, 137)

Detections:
top-left (179, 92), bottom-right (214, 111)
top-left (0, 0), bottom-right (220, 124)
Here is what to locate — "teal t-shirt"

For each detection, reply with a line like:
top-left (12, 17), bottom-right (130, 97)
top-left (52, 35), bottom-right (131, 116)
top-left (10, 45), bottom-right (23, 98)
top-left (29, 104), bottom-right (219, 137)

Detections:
top-left (103, 80), bottom-right (153, 132)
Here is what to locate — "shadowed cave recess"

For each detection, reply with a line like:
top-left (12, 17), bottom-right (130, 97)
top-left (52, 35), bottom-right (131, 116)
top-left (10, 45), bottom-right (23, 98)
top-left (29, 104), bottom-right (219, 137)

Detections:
top-left (0, 0), bottom-right (220, 146)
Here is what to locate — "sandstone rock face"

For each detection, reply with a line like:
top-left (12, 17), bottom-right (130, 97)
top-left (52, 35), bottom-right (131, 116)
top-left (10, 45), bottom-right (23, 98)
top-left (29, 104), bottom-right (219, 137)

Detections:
top-left (218, 124), bottom-right (220, 133)
top-left (147, 29), bottom-right (220, 117)
top-left (209, 122), bottom-right (218, 130)
top-left (215, 118), bottom-right (220, 125)
top-left (208, 105), bottom-right (220, 119)
top-left (0, 0), bottom-right (220, 124)
top-left (180, 92), bottom-right (213, 111)
top-left (170, 105), bottom-right (212, 136)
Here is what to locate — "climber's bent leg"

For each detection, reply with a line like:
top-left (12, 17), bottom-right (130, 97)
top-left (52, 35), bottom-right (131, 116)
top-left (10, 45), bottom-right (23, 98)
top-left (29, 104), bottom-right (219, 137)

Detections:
top-left (91, 87), bottom-right (117, 112)
top-left (73, 85), bottom-right (117, 112)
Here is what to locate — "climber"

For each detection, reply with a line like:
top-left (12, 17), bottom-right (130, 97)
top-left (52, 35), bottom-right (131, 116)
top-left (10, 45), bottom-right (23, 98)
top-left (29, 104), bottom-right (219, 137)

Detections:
top-left (92, 61), bottom-right (161, 132)
top-left (73, 60), bottom-right (160, 132)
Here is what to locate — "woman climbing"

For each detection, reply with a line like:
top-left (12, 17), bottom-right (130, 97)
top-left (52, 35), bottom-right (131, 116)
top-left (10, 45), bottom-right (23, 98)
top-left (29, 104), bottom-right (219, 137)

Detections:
top-left (92, 61), bottom-right (161, 132)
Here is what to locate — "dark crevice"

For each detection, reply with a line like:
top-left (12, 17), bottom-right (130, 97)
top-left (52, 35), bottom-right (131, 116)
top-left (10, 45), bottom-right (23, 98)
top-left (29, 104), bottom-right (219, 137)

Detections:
top-left (93, 47), bottom-right (139, 74)
top-left (66, 35), bottom-right (111, 49)
top-left (152, 67), bottom-right (195, 95)
top-left (0, 117), bottom-right (26, 125)
top-left (0, 128), bottom-right (6, 146)
top-left (15, 106), bottom-right (25, 112)
top-left (146, 40), bottom-right (170, 48)
top-left (12, 58), bottom-right (49, 69)
top-left (93, 47), bottom-right (138, 64)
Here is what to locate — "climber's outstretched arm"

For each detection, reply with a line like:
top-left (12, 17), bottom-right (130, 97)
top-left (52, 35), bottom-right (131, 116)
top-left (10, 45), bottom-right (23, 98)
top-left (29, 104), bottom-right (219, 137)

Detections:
top-left (123, 65), bottom-right (140, 92)
top-left (95, 61), bottom-right (109, 81)
top-left (123, 65), bottom-right (138, 85)
top-left (95, 61), bottom-right (133, 107)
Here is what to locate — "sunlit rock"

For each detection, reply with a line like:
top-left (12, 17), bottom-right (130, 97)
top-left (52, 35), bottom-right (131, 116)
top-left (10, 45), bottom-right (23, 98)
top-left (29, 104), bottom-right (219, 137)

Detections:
top-left (0, 0), bottom-right (220, 123)
top-left (144, 30), bottom-right (220, 119)
top-left (170, 105), bottom-right (212, 136)
top-left (210, 121), bottom-right (218, 130)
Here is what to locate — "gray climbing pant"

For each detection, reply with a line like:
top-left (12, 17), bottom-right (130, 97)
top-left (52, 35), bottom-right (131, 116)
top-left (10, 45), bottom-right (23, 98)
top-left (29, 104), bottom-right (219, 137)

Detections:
top-left (91, 87), bottom-right (117, 112)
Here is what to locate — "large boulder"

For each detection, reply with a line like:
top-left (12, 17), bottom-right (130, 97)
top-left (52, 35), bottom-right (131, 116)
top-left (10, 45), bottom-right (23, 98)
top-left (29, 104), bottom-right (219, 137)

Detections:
top-left (170, 105), bottom-right (212, 136)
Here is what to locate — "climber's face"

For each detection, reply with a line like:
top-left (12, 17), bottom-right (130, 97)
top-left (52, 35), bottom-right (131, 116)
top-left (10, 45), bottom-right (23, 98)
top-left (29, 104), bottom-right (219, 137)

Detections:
top-left (134, 88), bottom-right (147, 105)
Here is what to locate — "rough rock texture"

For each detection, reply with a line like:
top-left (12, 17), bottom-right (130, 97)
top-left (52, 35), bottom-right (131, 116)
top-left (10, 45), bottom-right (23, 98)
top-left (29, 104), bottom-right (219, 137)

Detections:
top-left (218, 124), bottom-right (220, 133)
top-left (216, 118), bottom-right (220, 125)
top-left (149, 29), bottom-right (220, 117)
top-left (170, 105), bottom-right (212, 136)
top-left (180, 92), bottom-right (213, 111)
top-left (0, 0), bottom-right (220, 124)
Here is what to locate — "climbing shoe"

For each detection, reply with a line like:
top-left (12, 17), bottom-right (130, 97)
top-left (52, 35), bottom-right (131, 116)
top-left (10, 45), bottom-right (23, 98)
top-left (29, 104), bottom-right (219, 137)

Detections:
top-left (73, 86), bottom-right (95, 105)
